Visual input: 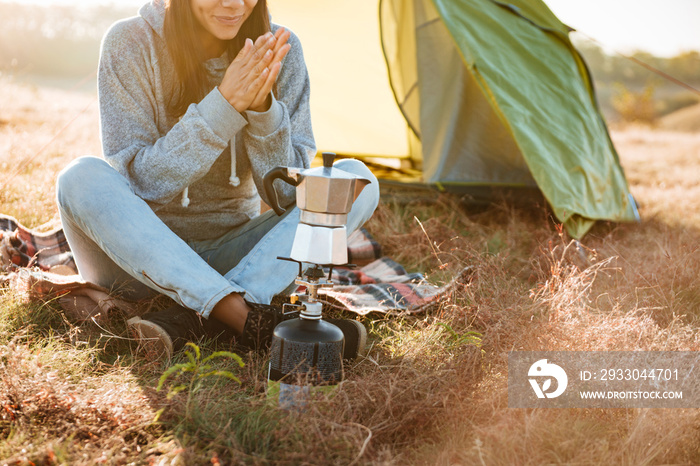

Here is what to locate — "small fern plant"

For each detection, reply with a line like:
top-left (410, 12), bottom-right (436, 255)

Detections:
top-left (156, 342), bottom-right (245, 400)
top-left (435, 322), bottom-right (483, 350)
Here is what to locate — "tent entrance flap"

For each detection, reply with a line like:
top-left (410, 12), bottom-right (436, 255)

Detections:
top-left (412, 0), bottom-right (535, 186)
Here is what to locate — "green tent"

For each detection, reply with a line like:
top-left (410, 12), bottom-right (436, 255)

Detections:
top-left (270, 0), bottom-right (640, 238)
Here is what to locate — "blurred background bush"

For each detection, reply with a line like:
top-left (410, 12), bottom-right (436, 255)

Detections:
top-left (0, 2), bottom-right (137, 78)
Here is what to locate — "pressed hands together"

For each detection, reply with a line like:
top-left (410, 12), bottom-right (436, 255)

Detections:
top-left (218, 27), bottom-right (292, 113)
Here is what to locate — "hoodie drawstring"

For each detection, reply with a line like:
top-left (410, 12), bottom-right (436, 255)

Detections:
top-left (180, 187), bottom-right (190, 207)
top-left (228, 135), bottom-right (240, 187)
top-left (181, 137), bottom-right (238, 207)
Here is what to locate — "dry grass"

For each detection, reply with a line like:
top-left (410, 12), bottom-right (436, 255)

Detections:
top-left (0, 75), bottom-right (100, 228)
top-left (1, 76), bottom-right (700, 464)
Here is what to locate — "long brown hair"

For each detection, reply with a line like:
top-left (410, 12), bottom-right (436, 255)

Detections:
top-left (164, 0), bottom-right (270, 117)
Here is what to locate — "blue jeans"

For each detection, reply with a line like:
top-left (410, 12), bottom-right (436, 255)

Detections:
top-left (56, 156), bottom-right (379, 318)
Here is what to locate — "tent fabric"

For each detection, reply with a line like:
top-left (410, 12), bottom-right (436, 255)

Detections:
top-left (268, 0), bottom-right (639, 238)
top-left (379, 0), bottom-right (639, 237)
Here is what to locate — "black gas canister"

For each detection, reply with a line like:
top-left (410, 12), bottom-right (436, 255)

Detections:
top-left (267, 300), bottom-right (344, 408)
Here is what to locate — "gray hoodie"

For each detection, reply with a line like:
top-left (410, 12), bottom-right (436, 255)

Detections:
top-left (98, 0), bottom-right (315, 241)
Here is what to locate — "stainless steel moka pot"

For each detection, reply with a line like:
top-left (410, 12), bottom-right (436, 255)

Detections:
top-left (263, 152), bottom-right (371, 265)
top-left (263, 153), bottom-right (372, 408)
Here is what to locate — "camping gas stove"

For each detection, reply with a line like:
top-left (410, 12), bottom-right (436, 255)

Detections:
top-left (266, 258), bottom-right (350, 408)
top-left (278, 258), bottom-right (335, 319)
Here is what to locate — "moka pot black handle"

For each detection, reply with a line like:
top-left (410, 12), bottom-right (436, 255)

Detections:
top-left (263, 167), bottom-right (302, 216)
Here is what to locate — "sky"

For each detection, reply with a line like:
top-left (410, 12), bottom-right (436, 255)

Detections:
top-left (3, 0), bottom-right (698, 57)
top-left (544, 0), bottom-right (699, 57)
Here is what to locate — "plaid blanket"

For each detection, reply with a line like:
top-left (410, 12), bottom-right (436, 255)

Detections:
top-left (0, 216), bottom-right (75, 272)
top-left (1, 214), bottom-right (465, 321)
top-left (321, 258), bottom-right (454, 315)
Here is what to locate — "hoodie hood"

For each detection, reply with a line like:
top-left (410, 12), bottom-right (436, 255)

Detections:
top-left (139, 0), bottom-right (167, 38)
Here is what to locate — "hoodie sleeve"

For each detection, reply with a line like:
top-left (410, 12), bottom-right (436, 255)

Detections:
top-left (240, 29), bottom-right (316, 208)
top-left (98, 19), bottom-right (249, 207)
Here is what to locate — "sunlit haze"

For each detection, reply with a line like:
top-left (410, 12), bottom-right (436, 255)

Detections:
top-left (544, 0), bottom-right (699, 57)
top-left (3, 0), bottom-right (698, 57)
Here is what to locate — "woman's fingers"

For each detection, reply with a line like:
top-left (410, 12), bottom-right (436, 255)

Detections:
top-left (237, 33), bottom-right (275, 77)
top-left (271, 42), bottom-right (291, 68)
top-left (272, 28), bottom-right (291, 55)
top-left (233, 38), bottom-right (254, 63)
top-left (250, 29), bottom-right (289, 65)
top-left (248, 61), bottom-right (282, 112)
top-left (253, 33), bottom-right (276, 61)
top-left (255, 31), bottom-right (274, 48)
top-left (252, 31), bottom-right (290, 77)
top-left (240, 29), bottom-right (289, 73)
top-left (220, 29), bottom-right (292, 112)
top-left (246, 32), bottom-right (291, 112)
top-left (255, 66), bottom-right (271, 91)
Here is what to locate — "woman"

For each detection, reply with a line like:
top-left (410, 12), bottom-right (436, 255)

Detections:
top-left (56, 0), bottom-right (379, 360)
